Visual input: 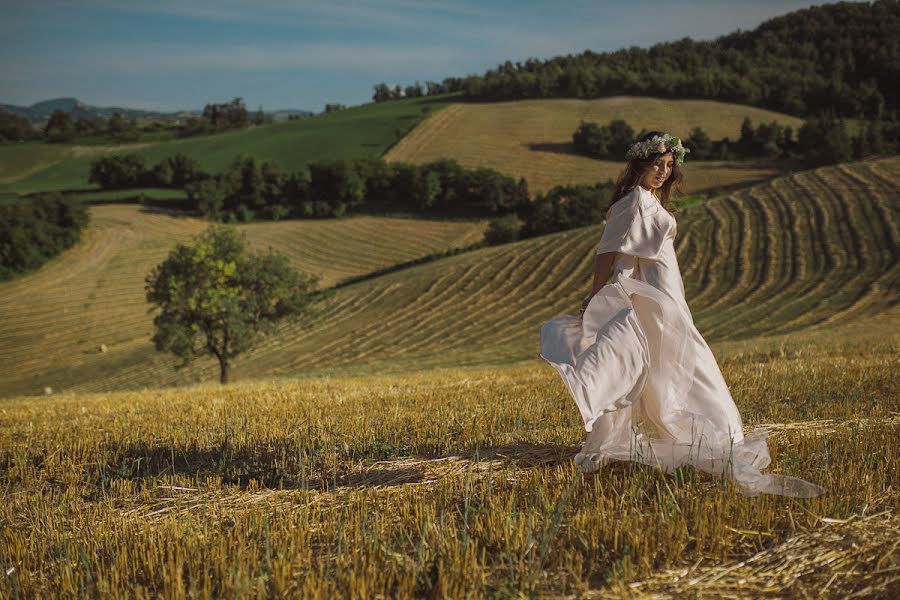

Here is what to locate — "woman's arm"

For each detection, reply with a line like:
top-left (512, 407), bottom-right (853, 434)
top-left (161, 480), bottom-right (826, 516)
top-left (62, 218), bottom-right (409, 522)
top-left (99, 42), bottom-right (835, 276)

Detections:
top-left (581, 251), bottom-right (617, 311)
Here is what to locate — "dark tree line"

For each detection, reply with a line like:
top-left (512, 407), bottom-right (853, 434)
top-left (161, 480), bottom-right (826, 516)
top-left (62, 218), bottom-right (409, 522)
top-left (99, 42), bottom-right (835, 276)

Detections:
top-left (87, 153), bottom-right (531, 222)
top-left (0, 193), bottom-right (89, 280)
top-left (483, 182), bottom-right (616, 245)
top-left (185, 157), bottom-right (530, 222)
top-left (573, 115), bottom-right (898, 167)
top-left (372, 80), bottom-right (463, 102)
top-left (85, 149), bottom-right (616, 245)
top-left (1, 97), bottom-right (274, 144)
top-left (377, 1), bottom-right (898, 121)
top-left (0, 111), bottom-right (39, 142)
top-left (572, 120), bottom-right (637, 160)
top-left (88, 153), bottom-right (208, 189)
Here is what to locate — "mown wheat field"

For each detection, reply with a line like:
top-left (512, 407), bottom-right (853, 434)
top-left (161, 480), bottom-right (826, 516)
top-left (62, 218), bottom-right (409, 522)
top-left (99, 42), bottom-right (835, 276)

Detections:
top-left (0, 208), bottom-right (485, 397)
top-left (385, 97), bottom-right (805, 194)
top-left (1, 338), bottom-right (897, 597)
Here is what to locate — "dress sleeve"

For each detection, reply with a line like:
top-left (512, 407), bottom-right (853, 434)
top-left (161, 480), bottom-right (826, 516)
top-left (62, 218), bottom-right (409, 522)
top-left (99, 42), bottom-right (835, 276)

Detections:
top-left (595, 191), bottom-right (667, 260)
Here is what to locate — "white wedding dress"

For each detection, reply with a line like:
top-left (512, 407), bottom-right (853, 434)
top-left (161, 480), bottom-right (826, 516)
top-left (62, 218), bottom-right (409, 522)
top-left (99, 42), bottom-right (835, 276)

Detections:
top-left (540, 186), bottom-right (825, 497)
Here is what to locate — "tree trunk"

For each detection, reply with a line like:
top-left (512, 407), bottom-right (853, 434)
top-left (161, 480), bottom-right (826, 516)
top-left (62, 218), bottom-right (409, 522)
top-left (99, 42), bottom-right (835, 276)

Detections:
top-left (219, 356), bottom-right (229, 384)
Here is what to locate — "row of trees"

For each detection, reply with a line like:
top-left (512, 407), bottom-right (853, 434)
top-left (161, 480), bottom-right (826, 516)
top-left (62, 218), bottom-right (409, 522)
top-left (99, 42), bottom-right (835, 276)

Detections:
top-left (0, 110), bottom-right (38, 142)
top-left (571, 115), bottom-right (899, 167)
top-left (483, 182), bottom-right (615, 245)
top-left (88, 153), bottom-right (208, 189)
top-left (0, 193), bottom-right (89, 280)
top-left (372, 80), bottom-right (464, 102)
top-left (376, 2), bottom-right (897, 121)
top-left (185, 157), bottom-right (530, 222)
top-left (1, 98), bottom-right (274, 144)
top-left (572, 120), bottom-right (639, 160)
top-left (87, 153), bottom-right (530, 222)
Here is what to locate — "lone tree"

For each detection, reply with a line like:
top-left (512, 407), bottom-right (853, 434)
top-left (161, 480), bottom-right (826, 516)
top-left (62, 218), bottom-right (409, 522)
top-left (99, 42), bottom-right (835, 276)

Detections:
top-left (145, 225), bottom-right (325, 383)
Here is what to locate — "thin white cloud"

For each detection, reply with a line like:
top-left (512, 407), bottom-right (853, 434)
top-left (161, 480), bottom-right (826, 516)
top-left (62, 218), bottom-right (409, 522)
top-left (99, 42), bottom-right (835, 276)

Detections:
top-left (37, 41), bottom-right (471, 75)
top-left (86, 0), bottom-right (501, 29)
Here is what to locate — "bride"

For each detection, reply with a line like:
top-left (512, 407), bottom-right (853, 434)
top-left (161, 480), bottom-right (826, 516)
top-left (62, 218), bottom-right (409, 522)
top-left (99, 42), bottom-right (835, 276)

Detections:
top-left (540, 131), bottom-right (825, 498)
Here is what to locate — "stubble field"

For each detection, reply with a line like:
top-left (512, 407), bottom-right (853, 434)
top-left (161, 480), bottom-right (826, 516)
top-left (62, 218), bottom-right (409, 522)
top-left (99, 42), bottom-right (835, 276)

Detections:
top-left (1, 335), bottom-right (897, 597)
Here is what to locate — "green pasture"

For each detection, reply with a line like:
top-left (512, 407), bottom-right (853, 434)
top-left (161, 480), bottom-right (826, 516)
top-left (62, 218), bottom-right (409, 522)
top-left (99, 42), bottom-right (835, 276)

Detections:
top-left (0, 95), bottom-right (457, 195)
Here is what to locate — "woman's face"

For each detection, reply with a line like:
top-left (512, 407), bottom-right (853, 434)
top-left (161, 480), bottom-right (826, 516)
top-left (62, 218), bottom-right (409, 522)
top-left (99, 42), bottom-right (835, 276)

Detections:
top-left (640, 152), bottom-right (675, 193)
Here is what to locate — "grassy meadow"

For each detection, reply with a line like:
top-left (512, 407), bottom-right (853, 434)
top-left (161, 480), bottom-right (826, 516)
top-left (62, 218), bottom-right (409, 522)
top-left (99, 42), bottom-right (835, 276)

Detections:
top-left (0, 95), bottom-right (455, 195)
top-left (385, 97), bottom-right (805, 194)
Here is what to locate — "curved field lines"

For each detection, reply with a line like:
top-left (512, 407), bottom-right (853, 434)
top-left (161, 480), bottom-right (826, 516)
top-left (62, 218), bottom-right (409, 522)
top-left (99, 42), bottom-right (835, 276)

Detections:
top-left (385, 97), bottom-right (802, 194)
top-left (677, 157), bottom-right (900, 340)
top-left (236, 157), bottom-right (899, 381)
top-left (0, 206), bottom-right (485, 397)
top-left (3, 158), bottom-right (897, 396)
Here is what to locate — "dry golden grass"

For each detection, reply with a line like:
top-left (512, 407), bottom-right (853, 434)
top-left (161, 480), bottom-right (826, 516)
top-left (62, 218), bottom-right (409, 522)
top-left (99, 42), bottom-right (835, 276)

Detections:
top-left (385, 98), bottom-right (805, 193)
top-left (0, 205), bottom-right (484, 397)
top-left (1, 333), bottom-right (897, 598)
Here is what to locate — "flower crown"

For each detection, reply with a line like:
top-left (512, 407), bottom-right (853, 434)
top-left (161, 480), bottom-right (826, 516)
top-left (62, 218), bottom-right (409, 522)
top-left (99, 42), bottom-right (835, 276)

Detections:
top-left (626, 133), bottom-right (690, 164)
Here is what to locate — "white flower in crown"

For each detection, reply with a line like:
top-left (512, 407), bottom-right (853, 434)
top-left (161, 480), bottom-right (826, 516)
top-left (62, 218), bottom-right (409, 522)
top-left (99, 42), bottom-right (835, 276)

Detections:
top-left (626, 132), bottom-right (690, 164)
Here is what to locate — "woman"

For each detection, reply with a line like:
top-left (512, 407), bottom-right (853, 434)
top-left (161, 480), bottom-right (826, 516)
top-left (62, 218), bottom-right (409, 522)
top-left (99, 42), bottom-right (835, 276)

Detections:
top-left (540, 131), bottom-right (824, 498)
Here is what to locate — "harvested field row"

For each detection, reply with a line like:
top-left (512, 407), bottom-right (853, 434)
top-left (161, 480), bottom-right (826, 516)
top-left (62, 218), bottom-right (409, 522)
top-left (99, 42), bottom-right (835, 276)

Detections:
top-left (679, 158), bottom-right (900, 340)
top-left (0, 208), bottom-right (485, 396)
top-left (1, 159), bottom-right (897, 396)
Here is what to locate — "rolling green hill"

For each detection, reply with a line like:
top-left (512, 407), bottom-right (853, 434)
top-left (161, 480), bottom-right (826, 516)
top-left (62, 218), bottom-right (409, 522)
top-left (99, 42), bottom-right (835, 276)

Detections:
top-left (1, 157), bottom-right (895, 397)
top-left (385, 97), bottom-right (805, 194)
top-left (0, 95), bottom-right (455, 194)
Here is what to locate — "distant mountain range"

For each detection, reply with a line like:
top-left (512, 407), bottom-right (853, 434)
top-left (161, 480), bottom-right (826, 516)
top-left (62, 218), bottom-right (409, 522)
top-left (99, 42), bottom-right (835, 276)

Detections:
top-left (0, 97), bottom-right (314, 125)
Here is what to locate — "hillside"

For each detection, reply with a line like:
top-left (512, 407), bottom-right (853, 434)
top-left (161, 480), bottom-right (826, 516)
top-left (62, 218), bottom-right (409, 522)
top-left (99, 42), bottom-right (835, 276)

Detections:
top-left (385, 97), bottom-right (805, 193)
top-left (449, 1), bottom-right (898, 120)
top-left (0, 97), bottom-right (314, 125)
top-left (0, 95), bottom-right (455, 194)
top-left (1, 157), bottom-right (895, 397)
top-left (0, 97), bottom-right (181, 124)
top-left (0, 206), bottom-right (486, 397)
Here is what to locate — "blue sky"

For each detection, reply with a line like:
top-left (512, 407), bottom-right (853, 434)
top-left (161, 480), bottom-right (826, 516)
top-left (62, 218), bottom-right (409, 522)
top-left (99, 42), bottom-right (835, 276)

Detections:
top-left (1, 0), bottom-right (842, 112)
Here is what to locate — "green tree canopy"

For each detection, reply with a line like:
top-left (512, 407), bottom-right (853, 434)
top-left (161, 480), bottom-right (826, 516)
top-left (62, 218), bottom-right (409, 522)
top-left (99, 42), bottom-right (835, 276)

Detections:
top-left (44, 109), bottom-right (75, 142)
top-left (145, 226), bottom-right (327, 384)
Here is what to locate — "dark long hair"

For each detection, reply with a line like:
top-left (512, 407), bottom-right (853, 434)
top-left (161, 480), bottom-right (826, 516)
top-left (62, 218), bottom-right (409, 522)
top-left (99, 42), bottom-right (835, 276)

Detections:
top-left (608, 130), bottom-right (685, 215)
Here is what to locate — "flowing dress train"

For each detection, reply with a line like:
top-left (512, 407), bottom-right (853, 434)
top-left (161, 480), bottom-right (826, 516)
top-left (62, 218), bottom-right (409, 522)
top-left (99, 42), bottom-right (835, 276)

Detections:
top-left (539, 186), bottom-right (825, 498)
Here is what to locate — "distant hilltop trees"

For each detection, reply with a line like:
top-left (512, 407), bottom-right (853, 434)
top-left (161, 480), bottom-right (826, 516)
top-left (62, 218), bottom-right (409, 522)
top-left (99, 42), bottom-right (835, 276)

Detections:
top-left (372, 1), bottom-right (899, 122)
top-left (0, 97), bottom-right (275, 143)
top-left (372, 80), bottom-right (463, 103)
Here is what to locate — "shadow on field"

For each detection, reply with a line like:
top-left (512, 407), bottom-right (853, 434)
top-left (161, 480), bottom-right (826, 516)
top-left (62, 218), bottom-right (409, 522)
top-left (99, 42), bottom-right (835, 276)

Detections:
top-left (97, 440), bottom-right (434, 492)
top-left (467, 442), bottom-right (578, 468)
top-left (526, 141), bottom-right (576, 155)
top-left (96, 440), bottom-right (581, 495)
top-left (137, 205), bottom-right (199, 219)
